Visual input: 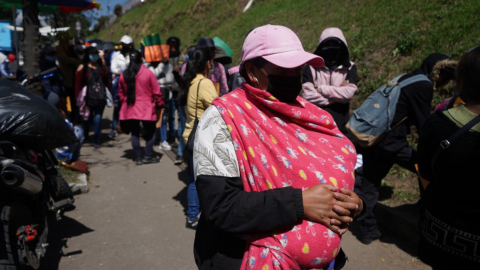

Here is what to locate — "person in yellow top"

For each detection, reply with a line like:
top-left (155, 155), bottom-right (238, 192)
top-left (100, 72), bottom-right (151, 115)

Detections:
top-left (180, 48), bottom-right (218, 228)
top-left (182, 49), bottom-right (218, 141)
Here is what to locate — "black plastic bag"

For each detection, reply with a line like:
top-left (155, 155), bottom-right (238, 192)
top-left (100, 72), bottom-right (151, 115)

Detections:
top-left (0, 79), bottom-right (77, 150)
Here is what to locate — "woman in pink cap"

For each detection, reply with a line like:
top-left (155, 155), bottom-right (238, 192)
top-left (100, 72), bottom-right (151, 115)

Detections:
top-left (193, 25), bottom-right (365, 270)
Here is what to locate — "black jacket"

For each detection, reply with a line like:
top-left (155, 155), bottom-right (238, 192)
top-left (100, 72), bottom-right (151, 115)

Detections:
top-left (377, 53), bottom-right (449, 153)
top-left (40, 59), bottom-right (65, 96)
top-left (194, 175), bottom-right (367, 270)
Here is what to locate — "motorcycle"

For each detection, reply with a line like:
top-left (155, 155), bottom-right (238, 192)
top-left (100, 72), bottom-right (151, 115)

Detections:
top-left (0, 68), bottom-right (75, 270)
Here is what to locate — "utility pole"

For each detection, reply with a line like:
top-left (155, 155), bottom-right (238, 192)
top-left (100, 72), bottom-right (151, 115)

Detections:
top-left (76, 20), bottom-right (81, 38)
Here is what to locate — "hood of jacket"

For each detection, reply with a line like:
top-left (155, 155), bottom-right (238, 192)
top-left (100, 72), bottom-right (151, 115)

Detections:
top-left (429, 58), bottom-right (457, 90)
top-left (411, 53), bottom-right (454, 89)
top-left (166, 36), bottom-right (181, 57)
top-left (414, 53), bottom-right (450, 76)
top-left (314, 27), bottom-right (351, 69)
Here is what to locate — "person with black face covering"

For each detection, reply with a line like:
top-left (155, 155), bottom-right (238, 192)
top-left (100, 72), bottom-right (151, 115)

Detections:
top-left (357, 53), bottom-right (456, 245)
top-left (302, 27), bottom-right (358, 136)
top-left (192, 25), bottom-right (366, 270)
top-left (109, 35), bottom-right (134, 139)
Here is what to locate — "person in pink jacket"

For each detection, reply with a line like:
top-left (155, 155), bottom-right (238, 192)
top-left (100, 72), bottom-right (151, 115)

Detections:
top-left (302, 27), bottom-right (358, 136)
top-left (118, 50), bottom-right (164, 165)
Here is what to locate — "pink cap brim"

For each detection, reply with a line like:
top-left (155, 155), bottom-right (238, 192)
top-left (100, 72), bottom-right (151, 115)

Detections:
top-left (262, 50), bottom-right (324, 68)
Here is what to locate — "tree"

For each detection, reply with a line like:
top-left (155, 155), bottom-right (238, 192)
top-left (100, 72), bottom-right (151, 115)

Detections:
top-left (93, 16), bottom-right (108, 33)
top-left (46, 11), bottom-right (92, 39)
top-left (0, 5), bottom-right (13, 20)
top-left (22, 0), bottom-right (41, 94)
top-left (114, 4), bottom-right (122, 17)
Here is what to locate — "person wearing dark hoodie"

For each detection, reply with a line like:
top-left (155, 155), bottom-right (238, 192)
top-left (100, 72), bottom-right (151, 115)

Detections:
top-left (40, 45), bottom-right (65, 110)
top-left (302, 27), bottom-right (358, 136)
top-left (358, 53), bottom-right (456, 245)
top-left (165, 37), bottom-right (187, 164)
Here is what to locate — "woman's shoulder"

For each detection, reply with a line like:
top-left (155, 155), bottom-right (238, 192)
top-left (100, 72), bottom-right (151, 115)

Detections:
top-left (139, 65), bottom-right (154, 76)
top-left (200, 77), bottom-right (216, 88)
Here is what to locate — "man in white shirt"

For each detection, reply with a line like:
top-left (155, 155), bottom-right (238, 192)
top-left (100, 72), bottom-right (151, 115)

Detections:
top-left (109, 35), bottom-right (133, 138)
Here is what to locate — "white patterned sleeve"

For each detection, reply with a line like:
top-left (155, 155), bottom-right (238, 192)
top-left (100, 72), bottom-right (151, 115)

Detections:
top-left (193, 106), bottom-right (240, 179)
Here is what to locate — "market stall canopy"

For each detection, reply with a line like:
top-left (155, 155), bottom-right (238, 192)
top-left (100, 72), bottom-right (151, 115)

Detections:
top-left (0, 0), bottom-right (101, 14)
top-left (3, 25), bottom-right (69, 36)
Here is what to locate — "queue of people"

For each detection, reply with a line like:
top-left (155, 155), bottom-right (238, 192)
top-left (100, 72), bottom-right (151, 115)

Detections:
top-left (27, 24), bottom-right (479, 270)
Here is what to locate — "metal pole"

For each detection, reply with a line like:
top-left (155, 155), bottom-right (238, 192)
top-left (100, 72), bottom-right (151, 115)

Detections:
top-left (11, 4), bottom-right (18, 57)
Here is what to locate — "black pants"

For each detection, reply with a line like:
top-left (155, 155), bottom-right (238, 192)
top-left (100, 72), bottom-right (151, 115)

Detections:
top-left (359, 145), bottom-right (417, 234)
top-left (128, 120), bottom-right (156, 159)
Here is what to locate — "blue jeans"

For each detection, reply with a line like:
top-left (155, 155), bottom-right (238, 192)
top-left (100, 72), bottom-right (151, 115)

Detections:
top-left (187, 155), bottom-right (200, 220)
top-left (160, 112), bottom-right (168, 143)
top-left (112, 76), bottom-right (120, 131)
top-left (167, 92), bottom-right (179, 139)
top-left (177, 105), bottom-right (186, 156)
top-left (71, 124), bottom-right (84, 162)
top-left (83, 105), bottom-right (105, 144)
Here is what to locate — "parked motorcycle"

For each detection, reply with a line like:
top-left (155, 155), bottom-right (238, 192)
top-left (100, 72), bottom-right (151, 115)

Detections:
top-left (0, 75), bottom-right (77, 270)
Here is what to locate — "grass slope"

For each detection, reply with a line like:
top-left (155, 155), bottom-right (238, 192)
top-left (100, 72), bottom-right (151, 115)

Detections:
top-left (96, 0), bottom-right (479, 202)
top-left (96, 0), bottom-right (480, 101)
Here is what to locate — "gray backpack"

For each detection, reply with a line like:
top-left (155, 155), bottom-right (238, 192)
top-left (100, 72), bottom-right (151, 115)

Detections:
top-left (346, 74), bottom-right (430, 147)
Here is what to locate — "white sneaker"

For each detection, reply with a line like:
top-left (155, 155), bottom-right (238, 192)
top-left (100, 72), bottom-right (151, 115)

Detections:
top-left (159, 141), bottom-right (172, 151)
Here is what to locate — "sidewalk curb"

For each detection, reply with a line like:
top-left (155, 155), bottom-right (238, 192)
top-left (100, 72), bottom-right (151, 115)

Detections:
top-left (69, 173), bottom-right (89, 195)
top-left (373, 202), bottom-right (421, 246)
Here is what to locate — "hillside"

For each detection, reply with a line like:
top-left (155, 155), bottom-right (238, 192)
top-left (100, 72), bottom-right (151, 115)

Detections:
top-left (96, 0), bottom-right (479, 102)
top-left (95, 0), bottom-right (479, 202)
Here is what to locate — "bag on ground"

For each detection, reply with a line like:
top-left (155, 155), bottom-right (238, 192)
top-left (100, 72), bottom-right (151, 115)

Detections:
top-left (346, 74), bottom-right (430, 147)
top-left (86, 68), bottom-right (107, 108)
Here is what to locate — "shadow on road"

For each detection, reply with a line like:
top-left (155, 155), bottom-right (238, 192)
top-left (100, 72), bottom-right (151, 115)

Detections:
top-left (45, 215), bottom-right (94, 270)
top-left (350, 203), bottom-right (421, 258)
top-left (121, 148), bottom-right (164, 161)
top-left (173, 169), bottom-right (189, 215)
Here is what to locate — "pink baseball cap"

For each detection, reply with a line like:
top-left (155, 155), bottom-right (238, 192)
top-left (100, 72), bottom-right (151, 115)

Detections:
top-left (241, 25), bottom-right (324, 69)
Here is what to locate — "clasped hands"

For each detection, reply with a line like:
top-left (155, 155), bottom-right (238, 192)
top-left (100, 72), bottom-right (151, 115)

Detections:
top-left (302, 184), bottom-right (363, 236)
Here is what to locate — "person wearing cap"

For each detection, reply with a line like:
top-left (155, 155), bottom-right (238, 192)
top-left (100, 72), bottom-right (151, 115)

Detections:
top-left (193, 25), bottom-right (365, 270)
top-left (196, 37), bottom-right (229, 96)
top-left (7, 54), bottom-right (18, 75)
top-left (302, 27), bottom-right (358, 136)
top-left (40, 44), bottom-right (65, 109)
top-left (109, 35), bottom-right (134, 139)
top-left (0, 53), bottom-right (14, 77)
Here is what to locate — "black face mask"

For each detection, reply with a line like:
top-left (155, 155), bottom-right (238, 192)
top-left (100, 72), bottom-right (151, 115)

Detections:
top-left (321, 46), bottom-right (341, 67)
top-left (262, 71), bottom-right (302, 103)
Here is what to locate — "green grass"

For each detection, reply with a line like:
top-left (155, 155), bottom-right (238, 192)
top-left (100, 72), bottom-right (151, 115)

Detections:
top-left (95, 0), bottom-right (480, 104)
top-left (93, 0), bottom-right (479, 193)
top-left (59, 166), bottom-right (85, 184)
